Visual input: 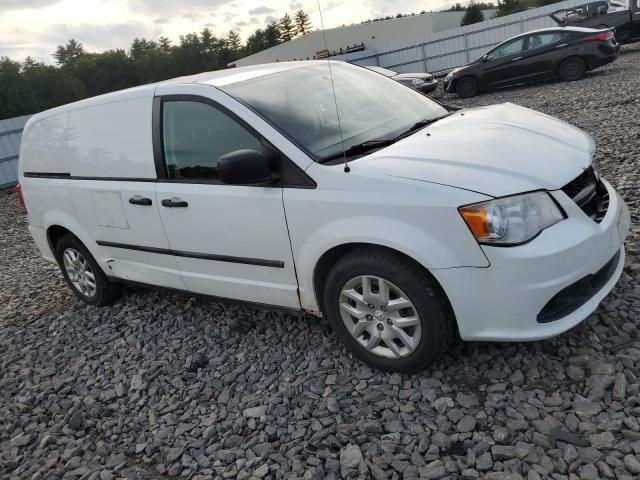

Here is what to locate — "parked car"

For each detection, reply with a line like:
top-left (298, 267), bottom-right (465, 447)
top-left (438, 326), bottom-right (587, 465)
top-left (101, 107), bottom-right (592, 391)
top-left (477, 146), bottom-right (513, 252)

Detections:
top-left (551, 0), bottom-right (640, 44)
top-left (444, 27), bottom-right (619, 98)
top-left (18, 61), bottom-right (629, 372)
top-left (364, 65), bottom-right (438, 93)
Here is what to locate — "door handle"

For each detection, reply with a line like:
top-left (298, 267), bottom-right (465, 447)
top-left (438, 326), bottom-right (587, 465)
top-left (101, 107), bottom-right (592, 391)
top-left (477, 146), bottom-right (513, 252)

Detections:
top-left (511, 56), bottom-right (523, 62)
top-left (161, 197), bottom-right (189, 208)
top-left (129, 195), bottom-right (152, 206)
top-left (555, 43), bottom-right (569, 48)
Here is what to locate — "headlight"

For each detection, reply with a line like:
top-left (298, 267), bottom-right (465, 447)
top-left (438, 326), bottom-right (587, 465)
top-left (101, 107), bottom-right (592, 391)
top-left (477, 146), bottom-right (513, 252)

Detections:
top-left (411, 78), bottom-right (425, 86)
top-left (459, 192), bottom-right (565, 246)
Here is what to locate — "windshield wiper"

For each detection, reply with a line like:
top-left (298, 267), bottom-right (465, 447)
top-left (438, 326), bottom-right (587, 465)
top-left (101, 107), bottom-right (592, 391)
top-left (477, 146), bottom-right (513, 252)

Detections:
top-left (393, 113), bottom-right (453, 140)
top-left (319, 113), bottom-right (453, 163)
top-left (320, 139), bottom-right (395, 162)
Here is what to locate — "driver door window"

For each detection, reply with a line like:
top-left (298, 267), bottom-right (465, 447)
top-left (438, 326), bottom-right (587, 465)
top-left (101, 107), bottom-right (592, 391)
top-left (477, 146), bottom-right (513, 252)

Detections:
top-left (488, 38), bottom-right (526, 60)
top-left (162, 100), bottom-right (262, 181)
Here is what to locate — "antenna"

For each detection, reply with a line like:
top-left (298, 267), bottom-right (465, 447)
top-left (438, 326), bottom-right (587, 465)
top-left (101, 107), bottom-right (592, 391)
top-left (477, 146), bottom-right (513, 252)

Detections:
top-left (316, 0), bottom-right (350, 173)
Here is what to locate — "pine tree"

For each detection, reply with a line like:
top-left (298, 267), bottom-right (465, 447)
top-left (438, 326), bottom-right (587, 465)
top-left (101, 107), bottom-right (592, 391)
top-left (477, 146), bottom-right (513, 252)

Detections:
top-left (264, 22), bottom-right (281, 47)
top-left (278, 13), bottom-right (296, 42)
top-left (496, 0), bottom-right (526, 17)
top-left (227, 30), bottom-right (242, 51)
top-left (461, 2), bottom-right (485, 26)
top-left (294, 10), bottom-right (312, 35)
top-left (53, 39), bottom-right (85, 67)
top-left (158, 37), bottom-right (172, 54)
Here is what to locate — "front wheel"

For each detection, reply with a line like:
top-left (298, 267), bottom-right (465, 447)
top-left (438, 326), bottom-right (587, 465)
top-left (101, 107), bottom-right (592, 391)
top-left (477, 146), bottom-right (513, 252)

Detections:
top-left (323, 248), bottom-right (455, 373)
top-left (558, 57), bottom-right (586, 82)
top-left (455, 77), bottom-right (478, 98)
top-left (56, 234), bottom-right (122, 306)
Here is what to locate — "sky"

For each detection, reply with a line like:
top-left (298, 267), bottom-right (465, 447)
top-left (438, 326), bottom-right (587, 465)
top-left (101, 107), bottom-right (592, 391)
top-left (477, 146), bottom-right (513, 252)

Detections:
top-left (0, 0), bottom-right (461, 63)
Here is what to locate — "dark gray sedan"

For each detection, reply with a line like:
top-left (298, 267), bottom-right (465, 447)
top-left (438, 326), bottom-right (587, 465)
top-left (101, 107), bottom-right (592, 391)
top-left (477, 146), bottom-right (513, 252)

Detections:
top-left (365, 66), bottom-right (438, 93)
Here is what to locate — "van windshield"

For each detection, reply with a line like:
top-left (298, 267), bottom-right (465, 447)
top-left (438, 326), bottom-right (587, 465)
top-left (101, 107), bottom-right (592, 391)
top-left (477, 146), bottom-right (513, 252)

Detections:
top-left (221, 62), bottom-right (447, 163)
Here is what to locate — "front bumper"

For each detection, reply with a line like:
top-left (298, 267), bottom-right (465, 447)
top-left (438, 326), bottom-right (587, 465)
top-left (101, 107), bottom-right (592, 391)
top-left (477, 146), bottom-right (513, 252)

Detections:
top-left (434, 179), bottom-right (629, 341)
top-left (443, 76), bottom-right (455, 93)
top-left (416, 79), bottom-right (438, 93)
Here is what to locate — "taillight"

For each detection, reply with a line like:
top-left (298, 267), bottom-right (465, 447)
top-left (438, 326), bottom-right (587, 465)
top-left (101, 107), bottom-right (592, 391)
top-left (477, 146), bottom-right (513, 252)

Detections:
top-left (584, 32), bottom-right (613, 42)
top-left (15, 183), bottom-right (27, 213)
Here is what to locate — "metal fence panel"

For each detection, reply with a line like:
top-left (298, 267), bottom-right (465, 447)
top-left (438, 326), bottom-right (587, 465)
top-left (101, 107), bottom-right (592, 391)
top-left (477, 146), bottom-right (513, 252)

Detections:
top-left (0, 115), bottom-right (31, 189)
top-left (347, 0), bottom-right (580, 73)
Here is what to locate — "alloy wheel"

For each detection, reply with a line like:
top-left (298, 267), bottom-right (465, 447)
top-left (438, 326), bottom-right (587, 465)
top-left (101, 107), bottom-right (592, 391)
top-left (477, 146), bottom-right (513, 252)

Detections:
top-left (339, 275), bottom-right (422, 359)
top-left (62, 248), bottom-right (97, 298)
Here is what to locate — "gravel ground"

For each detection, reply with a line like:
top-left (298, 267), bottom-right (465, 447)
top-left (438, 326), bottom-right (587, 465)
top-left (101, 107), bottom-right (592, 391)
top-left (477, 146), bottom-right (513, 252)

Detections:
top-left (2, 45), bottom-right (640, 480)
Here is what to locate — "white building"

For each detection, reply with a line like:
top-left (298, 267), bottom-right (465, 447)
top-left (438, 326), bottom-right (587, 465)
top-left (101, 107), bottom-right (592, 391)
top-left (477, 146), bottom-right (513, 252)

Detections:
top-left (230, 10), bottom-right (497, 68)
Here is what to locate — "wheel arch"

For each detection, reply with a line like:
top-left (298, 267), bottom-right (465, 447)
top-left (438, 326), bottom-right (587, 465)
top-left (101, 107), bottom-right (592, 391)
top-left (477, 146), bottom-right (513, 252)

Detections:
top-left (451, 73), bottom-right (476, 87)
top-left (311, 242), bottom-right (455, 323)
top-left (42, 211), bottom-right (97, 265)
top-left (47, 225), bottom-right (73, 259)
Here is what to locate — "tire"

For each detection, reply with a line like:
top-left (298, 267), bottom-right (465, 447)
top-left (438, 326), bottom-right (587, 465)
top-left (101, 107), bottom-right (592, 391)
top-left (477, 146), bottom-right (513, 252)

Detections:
top-left (323, 248), bottom-right (455, 373)
top-left (56, 234), bottom-right (122, 306)
top-left (455, 77), bottom-right (478, 98)
top-left (558, 57), bottom-right (587, 82)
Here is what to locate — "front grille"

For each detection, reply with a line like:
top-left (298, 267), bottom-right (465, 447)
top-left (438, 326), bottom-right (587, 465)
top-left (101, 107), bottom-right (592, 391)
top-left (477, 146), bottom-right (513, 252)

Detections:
top-left (562, 166), bottom-right (609, 223)
top-left (537, 250), bottom-right (620, 323)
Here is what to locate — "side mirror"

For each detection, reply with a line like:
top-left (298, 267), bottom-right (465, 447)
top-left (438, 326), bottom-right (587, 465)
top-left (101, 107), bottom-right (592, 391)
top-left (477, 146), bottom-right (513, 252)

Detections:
top-left (218, 149), bottom-right (274, 185)
top-left (481, 55), bottom-right (489, 63)
top-left (597, 5), bottom-right (607, 14)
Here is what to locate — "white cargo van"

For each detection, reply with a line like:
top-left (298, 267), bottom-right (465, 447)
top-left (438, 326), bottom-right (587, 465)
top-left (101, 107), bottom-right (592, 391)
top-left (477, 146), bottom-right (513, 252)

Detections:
top-left (18, 61), bottom-right (629, 372)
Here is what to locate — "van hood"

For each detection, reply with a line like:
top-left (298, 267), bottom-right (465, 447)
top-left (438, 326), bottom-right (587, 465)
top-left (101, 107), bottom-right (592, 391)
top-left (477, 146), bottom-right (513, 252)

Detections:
top-left (356, 103), bottom-right (594, 197)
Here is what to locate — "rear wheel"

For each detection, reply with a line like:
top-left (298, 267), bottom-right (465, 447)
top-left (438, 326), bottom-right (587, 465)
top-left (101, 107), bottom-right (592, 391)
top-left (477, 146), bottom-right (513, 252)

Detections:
top-left (56, 234), bottom-right (122, 306)
top-left (323, 248), bottom-right (454, 373)
top-left (455, 77), bottom-right (478, 98)
top-left (559, 57), bottom-right (587, 81)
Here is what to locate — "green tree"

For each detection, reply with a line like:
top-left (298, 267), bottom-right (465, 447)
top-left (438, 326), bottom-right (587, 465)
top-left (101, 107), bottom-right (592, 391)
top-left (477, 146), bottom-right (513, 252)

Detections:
top-left (53, 39), bottom-right (85, 67)
top-left (278, 13), bottom-right (296, 42)
top-left (264, 22), bottom-right (281, 46)
top-left (461, 2), bottom-right (485, 25)
top-left (496, 0), bottom-right (527, 17)
top-left (130, 38), bottom-right (157, 60)
top-left (158, 37), bottom-right (172, 54)
top-left (227, 30), bottom-right (242, 51)
top-left (294, 10), bottom-right (313, 35)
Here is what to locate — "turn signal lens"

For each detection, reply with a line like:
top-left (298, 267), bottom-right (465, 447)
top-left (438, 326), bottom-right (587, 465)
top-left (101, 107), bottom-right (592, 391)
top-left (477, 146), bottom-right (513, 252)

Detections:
top-left (459, 192), bottom-right (565, 246)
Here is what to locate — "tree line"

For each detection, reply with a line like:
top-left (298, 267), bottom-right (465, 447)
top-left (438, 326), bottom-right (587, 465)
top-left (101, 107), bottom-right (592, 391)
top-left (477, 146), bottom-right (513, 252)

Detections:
top-left (0, 10), bottom-right (313, 120)
top-left (461, 0), bottom-right (562, 26)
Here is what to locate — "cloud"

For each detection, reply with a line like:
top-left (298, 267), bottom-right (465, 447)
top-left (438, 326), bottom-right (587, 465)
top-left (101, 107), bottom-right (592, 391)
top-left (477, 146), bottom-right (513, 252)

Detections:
top-left (289, 1), bottom-right (303, 10)
top-left (248, 6), bottom-right (276, 15)
top-left (0, 21), bottom-right (160, 62)
top-left (154, 17), bottom-right (169, 24)
top-left (265, 15), bottom-right (278, 23)
top-left (127, 0), bottom-right (229, 15)
top-left (0, 0), bottom-right (60, 10)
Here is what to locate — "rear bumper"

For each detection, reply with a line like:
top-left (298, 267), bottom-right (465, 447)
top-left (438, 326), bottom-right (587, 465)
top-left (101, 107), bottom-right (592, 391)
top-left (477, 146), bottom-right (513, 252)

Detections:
top-left (589, 43), bottom-right (620, 69)
top-left (434, 179), bottom-right (629, 341)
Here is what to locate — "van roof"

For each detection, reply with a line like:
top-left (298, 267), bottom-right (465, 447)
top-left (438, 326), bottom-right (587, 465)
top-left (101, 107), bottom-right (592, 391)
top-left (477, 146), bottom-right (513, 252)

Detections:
top-left (26, 61), bottom-right (325, 124)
